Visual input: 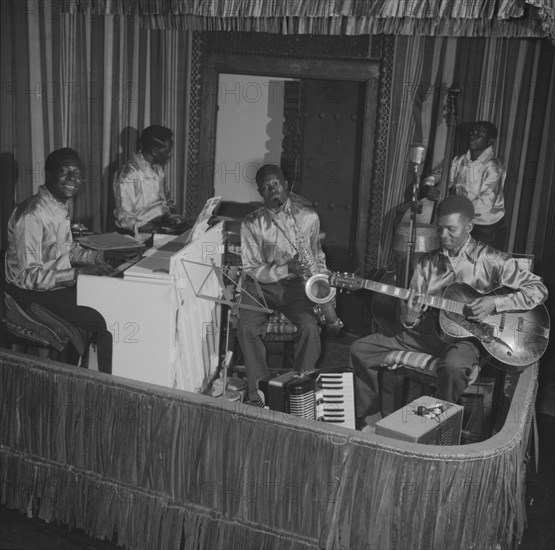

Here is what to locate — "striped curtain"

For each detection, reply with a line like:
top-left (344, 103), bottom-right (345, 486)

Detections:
top-left (0, 0), bottom-right (192, 242)
top-left (379, 36), bottom-right (555, 282)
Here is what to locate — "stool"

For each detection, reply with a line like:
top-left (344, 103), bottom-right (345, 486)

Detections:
top-left (264, 311), bottom-right (297, 371)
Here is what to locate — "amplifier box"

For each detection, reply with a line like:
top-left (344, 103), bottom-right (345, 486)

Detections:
top-left (375, 396), bottom-right (463, 445)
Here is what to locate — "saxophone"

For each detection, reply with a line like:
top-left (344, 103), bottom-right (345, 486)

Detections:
top-left (284, 204), bottom-right (343, 336)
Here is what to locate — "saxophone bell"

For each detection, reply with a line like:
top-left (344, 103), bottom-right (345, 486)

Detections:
top-left (306, 273), bottom-right (343, 336)
top-left (284, 203), bottom-right (343, 335)
top-left (305, 273), bottom-right (336, 304)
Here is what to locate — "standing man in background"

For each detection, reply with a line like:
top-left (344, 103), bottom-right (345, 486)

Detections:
top-left (422, 121), bottom-right (506, 249)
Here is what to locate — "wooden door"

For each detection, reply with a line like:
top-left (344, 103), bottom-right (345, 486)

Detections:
top-left (296, 79), bottom-right (364, 331)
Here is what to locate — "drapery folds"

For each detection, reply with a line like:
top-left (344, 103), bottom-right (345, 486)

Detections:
top-left (2, 1), bottom-right (554, 291)
top-left (0, 0), bottom-right (192, 240)
top-left (61, 0), bottom-right (555, 41)
top-left (378, 36), bottom-right (555, 277)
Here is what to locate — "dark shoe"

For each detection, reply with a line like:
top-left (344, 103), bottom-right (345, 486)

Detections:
top-left (355, 417), bottom-right (368, 431)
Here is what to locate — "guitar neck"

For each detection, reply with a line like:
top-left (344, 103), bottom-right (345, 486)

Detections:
top-left (360, 279), bottom-right (464, 315)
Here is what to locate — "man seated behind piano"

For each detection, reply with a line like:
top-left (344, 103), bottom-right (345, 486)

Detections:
top-left (350, 195), bottom-right (547, 429)
top-left (113, 125), bottom-right (189, 236)
top-left (4, 148), bottom-right (136, 374)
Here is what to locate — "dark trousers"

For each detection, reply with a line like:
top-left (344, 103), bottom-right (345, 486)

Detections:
top-left (237, 278), bottom-right (321, 402)
top-left (350, 313), bottom-right (479, 417)
top-left (4, 282), bottom-right (112, 374)
top-left (471, 218), bottom-right (506, 250)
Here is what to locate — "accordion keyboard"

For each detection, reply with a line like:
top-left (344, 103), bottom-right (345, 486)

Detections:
top-left (257, 368), bottom-right (357, 430)
top-left (316, 369), bottom-right (356, 430)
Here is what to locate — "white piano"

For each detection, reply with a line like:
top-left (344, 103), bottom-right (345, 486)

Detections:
top-left (77, 223), bottom-right (225, 392)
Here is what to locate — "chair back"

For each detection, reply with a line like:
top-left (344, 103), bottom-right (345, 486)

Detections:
top-left (509, 253), bottom-right (534, 272)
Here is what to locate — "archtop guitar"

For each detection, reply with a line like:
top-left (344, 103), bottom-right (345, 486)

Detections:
top-left (330, 273), bottom-right (550, 370)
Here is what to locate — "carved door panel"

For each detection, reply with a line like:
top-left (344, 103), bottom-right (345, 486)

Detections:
top-left (283, 79), bottom-right (364, 331)
top-left (298, 79), bottom-right (363, 271)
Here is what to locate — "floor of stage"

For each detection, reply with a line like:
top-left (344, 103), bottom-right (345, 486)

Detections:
top-left (1, 335), bottom-right (554, 550)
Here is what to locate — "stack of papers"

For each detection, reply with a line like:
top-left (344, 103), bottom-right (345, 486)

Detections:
top-left (77, 232), bottom-right (145, 251)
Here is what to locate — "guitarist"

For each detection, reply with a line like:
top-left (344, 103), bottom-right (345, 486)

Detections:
top-left (421, 121), bottom-right (506, 249)
top-left (350, 195), bottom-right (547, 428)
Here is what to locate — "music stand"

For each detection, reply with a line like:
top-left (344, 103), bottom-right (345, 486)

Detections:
top-left (177, 257), bottom-right (273, 399)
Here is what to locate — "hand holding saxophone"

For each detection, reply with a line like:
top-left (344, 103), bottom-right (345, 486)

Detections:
top-left (288, 254), bottom-right (313, 279)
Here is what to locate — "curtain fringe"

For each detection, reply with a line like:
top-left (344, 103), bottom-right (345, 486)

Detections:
top-left (0, 351), bottom-right (538, 550)
top-left (0, 448), bottom-right (320, 550)
top-left (60, 0), bottom-right (554, 41)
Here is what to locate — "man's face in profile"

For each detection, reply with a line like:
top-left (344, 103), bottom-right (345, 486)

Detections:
top-left (153, 139), bottom-right (173, 166)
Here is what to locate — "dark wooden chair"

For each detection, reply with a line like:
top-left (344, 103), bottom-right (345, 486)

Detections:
top-left (1, 292), bottom-right (69, 360)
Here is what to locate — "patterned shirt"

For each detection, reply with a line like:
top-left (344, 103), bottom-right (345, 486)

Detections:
top-left (411, 237), bottom-right (547, 313)
top-left (5, 185), bottom-right (104, 291)
top-left (424, 146), bottom-right (506, 225)
top-left (241, 198), bottom-right (326, 283)
top-left (113, 151), bottom-right (175, 233)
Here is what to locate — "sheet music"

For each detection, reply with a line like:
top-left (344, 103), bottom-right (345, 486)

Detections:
top-left (189, 196), bottom-right (222, 243)
top-left (77, 232), bottom-right (145, 251)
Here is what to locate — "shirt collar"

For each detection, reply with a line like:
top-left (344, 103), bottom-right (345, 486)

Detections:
top-left (465, 145), bottom-right (494, 164)
top-left (440, 234), bottom-right (473, 260)
top-left (38, 184), bottom-right (70, 212)
top-left (267, 197), bottom-right (292, 217)
top-left (135, 150), bottom-right (160, 173)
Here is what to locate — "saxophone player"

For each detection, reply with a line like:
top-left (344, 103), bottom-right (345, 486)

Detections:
top-left (238, 164), bottom-right (328, 404)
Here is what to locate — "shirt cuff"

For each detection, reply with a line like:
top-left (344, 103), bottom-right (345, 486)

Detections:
top-left (55, 268), bottom-right (76, 287)
top-left (94, 251), bottom-right (105, 265)
top-left (493, 294), bottom-right (512, 312)
top-left (275, 264), bottom-right (289, 280)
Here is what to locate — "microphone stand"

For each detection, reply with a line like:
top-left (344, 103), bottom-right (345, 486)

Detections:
top-left (403, 162), bottom-right (423, 289)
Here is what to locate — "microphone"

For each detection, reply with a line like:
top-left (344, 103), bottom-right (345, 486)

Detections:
top-left (409, 143), bottom-right (427, 166)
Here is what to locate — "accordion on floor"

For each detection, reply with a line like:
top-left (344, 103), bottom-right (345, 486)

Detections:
top-left (257, 367), bottom-right (356, 430)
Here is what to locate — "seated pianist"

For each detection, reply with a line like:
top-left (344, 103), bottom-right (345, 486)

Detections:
top-left (4, 148), bottom-right (138, 374)
top-left (113, 125), bottom-right (191, 237)
top-left (350, 195), bottom-right (548, 430)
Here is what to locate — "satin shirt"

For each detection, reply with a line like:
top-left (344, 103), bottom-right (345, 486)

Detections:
top-left (113, 151), bottom-right (175, 233)
top-left (411, 237), bottom-right (547, 314)
top-left (5, 186), bottom-right (104, 291)
top-left (241, 198), bottom-right (326, 283)
top-left (424, 146), bottom-right (506, 225)
top-left (449, 146), bottom-right (506, 225)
